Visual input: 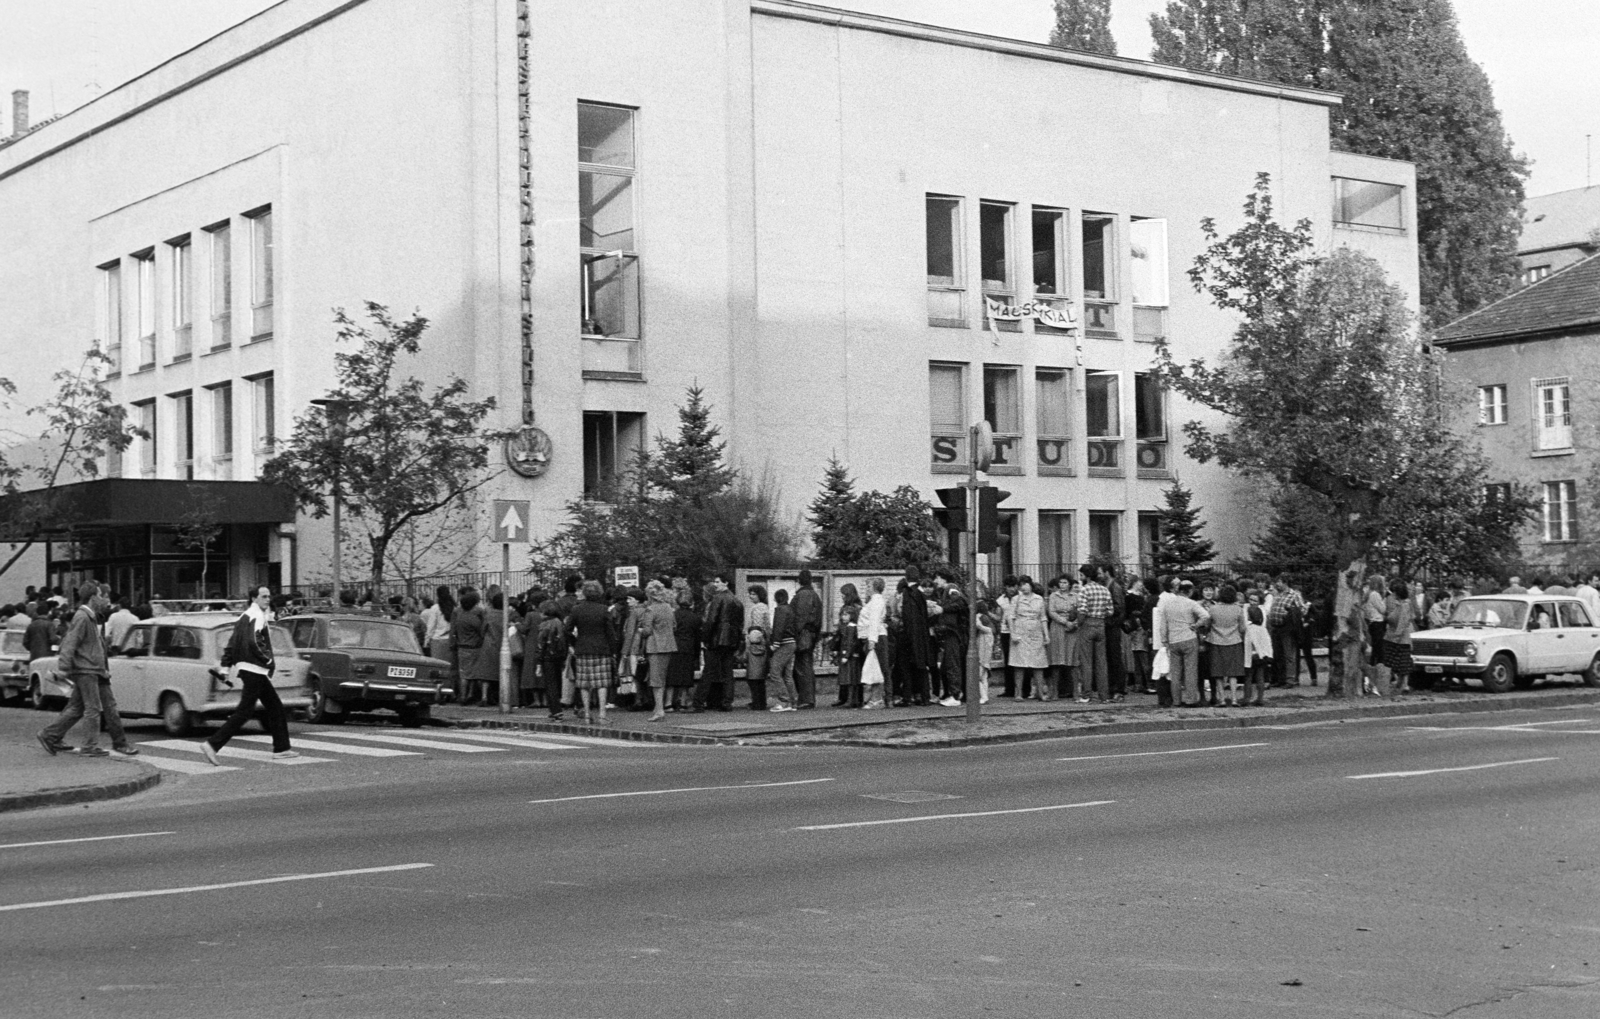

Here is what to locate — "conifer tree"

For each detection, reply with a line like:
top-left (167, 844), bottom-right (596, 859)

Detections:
top-left (1151, 480), bottom-right (1216, 576)
top-left (808, 456), bottom-right (859, 566)
top-left (1049, 0), bottom-right (1117, 55)
top-left (1148, 0), bottom-right (1526, 326)
top-left (644, 384), bottom-right (735, 507)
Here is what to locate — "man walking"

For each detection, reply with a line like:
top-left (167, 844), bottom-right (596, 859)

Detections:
top-left (790, 569), bottom-right (823, 709)
top-left (201, 586), bottom-right (296, 764)
top-left (38, 581), bottom-right (137, 758)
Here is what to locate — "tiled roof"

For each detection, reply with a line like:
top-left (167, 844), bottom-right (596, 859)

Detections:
top-left (1435, 250), bottom-right (1600, 345)
top-left (1520, 185), bottom-right (1600, 255)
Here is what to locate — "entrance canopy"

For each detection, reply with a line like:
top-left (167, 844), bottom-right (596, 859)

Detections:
top-left (0, 479), bottom-right (295, 539)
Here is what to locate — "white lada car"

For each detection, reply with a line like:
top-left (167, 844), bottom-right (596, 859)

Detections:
top-left (1409, 595), bottom-right (1600, 693)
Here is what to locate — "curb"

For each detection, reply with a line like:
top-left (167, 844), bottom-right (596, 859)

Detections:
top-left (453, 717), bottom-right (730, 747)
top-left (0, 768), bottom-right (162, 814)
top-left (745, 688), bottom-right (1600, 749)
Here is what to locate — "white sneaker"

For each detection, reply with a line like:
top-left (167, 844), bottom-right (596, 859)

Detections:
top-left (979, 695), bottom-right (989, 705)
top-left (272, 750), bottom-right (300, 760)
top-left (939, 696), bottom-right (960, 707)
top-left (199, 741), bottom-right (221, 767)
top-left (774, 704), bottom-right (797, 712)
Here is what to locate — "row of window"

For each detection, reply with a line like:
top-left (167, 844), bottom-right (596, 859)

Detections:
top-left (926, 195), bottom-right (1169, 339)
top-left (109, 374), bottom-right (275, 481)
top-left (1485, 478), bottom-right (1580, 544)
top-left (929, 362), bottom-right (1168, 477)
top-left (99, 206), bottom-right (274, 375)
top-left (977, 509), bottom-right (1163, 590)
top-left (1478, 377), bottom-right (1572, 453)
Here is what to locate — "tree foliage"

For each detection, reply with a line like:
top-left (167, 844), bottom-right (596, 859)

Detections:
top-left (1154, 175), bottom-right (1536, 582)
top-left (1149, 0), bottom-right (1527, 326)
top-left (0, 349), bottom-right (143, 578)
top-left (530, 387), bottom-right (801, 585)
top-left (174, 487), bottom-right (227, 597)
top-left (1049, 0), bottom-right (1117, 55)
top-left (260, 304), bottom-right (505, 591)
top-left (808, 458), bottom-right (946, 573)
top-left (1151, 480), bottom-right (1216, 576)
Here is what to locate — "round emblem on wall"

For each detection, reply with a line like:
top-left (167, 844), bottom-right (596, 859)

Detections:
top-left (505, 426), bottom-right (552, 478)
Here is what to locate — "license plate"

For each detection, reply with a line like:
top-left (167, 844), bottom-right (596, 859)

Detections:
top-left (388, 666), bottom-right (417, 679)
top-left (1424, 666), bottom-right (1443, 674)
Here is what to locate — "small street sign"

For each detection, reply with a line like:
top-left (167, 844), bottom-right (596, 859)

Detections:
top-left (614, 565), bottom-right (640, 588)
top-left (492, 499), bottom-right (532, 544)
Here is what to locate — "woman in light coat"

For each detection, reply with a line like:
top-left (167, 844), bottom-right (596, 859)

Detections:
top-left (1044, 575), bottom-right (1080, 702)
top-left (1007, 576), bottom-right (1050, 697)
top-left (641, 580), bottom-right (678, 721)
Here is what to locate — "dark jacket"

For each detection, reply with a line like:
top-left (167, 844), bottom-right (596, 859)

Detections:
top-left (451, 605), bottom-right (488, 650)
top-left (770, 603), bottom-right (797, 644)
top-left (704, 590), bottom-right (745, 649)
top-left (933, 584), bottom-right (968, 637)
top-left (57, 606), bottom-right (110, 678)
top-left (672, 605), bottom-right (702, 657)
top-left (24, 616), bottom-right (55, 662)
top-left (897, 585), bottom-right (930, 668)
top-left (566, 600), bottom-right (616, 657)
top-left (221, 613), bottom-right (274, 677)
top-left (791, 586), bottom-right (823, 651)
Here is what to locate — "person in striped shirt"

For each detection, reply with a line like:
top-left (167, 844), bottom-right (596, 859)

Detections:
top-left (1267, 576), bottom-right (1306, 688)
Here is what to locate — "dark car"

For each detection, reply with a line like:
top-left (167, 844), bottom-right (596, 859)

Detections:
top-left (279, 613), bottom-right (453, 726)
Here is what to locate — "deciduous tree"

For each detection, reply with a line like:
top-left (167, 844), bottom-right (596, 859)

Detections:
top-left (1049, 0), bottom-right (1117, 55)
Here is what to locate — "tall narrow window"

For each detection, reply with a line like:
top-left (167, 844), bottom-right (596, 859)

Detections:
top-left (582, 411), bottom-right (646, 501)
top-left (982, 365), bottom-right (1021, 472)
top-left (1138, 512), bottom-right (1162, 569)
top-left (1534, 377), bottom-right (1572, 451)
top-left (135, 251), bottom-right (157, 369)
top-left (249, 207), bottom-right (274, 339)
top-left (579, 102), bottom-right (640, 374)
top-left (926, 194), bottom-right (964, 325)
top-left (980, 202), bottom-right (1013, 296)
top-left (1085, 370), bottom-right (1121, 472)
top-left (1035, 368), bottom-right (1072, 475)
top-left (1039, 511), bottom-right (1074, 579)
top-left (1032, 208), bottom-right (1066, 297)
top-left (1543, 480), bottom-right (1577, 542)
top-left (252, 374), bottom-right (275, 456)
top-left (210, 382), bottom-right (234, 468)
top-left (100, 262), bottom-right (123, 374)
top-left (209, 222), bottom-right (232, 349)
top-left (135, 400), bottom-right (157, 476)
top-left (1478, 384), bottom-right (1507, 425)
top-left (1088, 511), bottom-right (1122, 560)
top-left (1129, 217), bottom-right (1168, 342)
top-left (929, 362), bottom-right (967, 472)
top-left (170, 237), bottom-right (193, 358)
top-left (172, 391), bottom-right (194, 480)
top-left (1134, 371), bottom-right (1168, 474)
top-left (1082, 213), bottom-right (1117, 335)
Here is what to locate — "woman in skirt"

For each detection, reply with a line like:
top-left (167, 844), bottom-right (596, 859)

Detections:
top-left (1205, 584), bottom-right (1248, 706)
top-left (565, 580), bottom-right (618, 724)
top-left (1383, 580), bottom-right (1415, 696)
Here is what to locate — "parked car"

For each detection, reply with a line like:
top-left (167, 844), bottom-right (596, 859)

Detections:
top-left (150, 598), bottom-right (247, 616)
top-left (1409, 595), bottom-right (1600, 693)
top-left (27, 612), bottom-right (314, 734)
top-left (278, 613), bottom-right (452, 727)
top-left (2, 628), bottom-right (31, 704)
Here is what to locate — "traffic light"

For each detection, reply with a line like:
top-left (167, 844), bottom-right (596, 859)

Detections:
top-left (933, 487), bottom-right (968, 534)
top-left (976, 487), bottom-right (1012, 553)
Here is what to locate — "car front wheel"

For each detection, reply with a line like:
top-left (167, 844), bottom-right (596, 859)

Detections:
top-left (1482, 653), bottom-right (1516, 694)
top-left (306, 688), bottom-right (343, 725)
top-left (161, 694), bottom-right (193, 736)
top-left (1585, 653), bottom-right (1600, 688)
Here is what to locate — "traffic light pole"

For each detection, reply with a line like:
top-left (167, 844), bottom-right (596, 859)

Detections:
top-left (963, 426), bottom-right (987, 724)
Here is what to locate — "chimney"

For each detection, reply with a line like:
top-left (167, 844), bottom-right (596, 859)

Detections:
top-left (11, 90), bottom-right (29, 137)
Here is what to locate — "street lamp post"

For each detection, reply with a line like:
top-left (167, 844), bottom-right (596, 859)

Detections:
top-left (311, 397), bottom-right (359, 607)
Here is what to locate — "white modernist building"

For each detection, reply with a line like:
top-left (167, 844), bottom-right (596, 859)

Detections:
top-left (0, 0), bottom-right (1418, 599)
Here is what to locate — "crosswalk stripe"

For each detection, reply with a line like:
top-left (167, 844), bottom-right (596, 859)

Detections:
top-left (139, 740), bottom-right (330, 765)
top-left (132, 755), bottom-right (241, 775)
top-left (420, 732), bottom-right (583, 750)
top-left (299, 732), bottom-right (504, 753)
top-left (470, 730), bottom-right (656, 748)
top-left (233, 735), bottom-right (420, 757)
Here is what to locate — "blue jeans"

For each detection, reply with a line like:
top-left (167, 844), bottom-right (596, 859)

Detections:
top-left (43, 673), bottom-right (127, 750)
top-left (1168, 639), bottom-right (1201, 704)
top-left (1079, 619), bottom-right (1109, 700)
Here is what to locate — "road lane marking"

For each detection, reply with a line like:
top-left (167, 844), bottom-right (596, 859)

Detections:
top-left (529, 778), bottom-right (835, 804)
top-left (234, 735), bottom-right (420, 757)
top-left (793, 800), bottom-right (1116, 831)
top-left (1408, 720), bottom-right (1592, 732)
top-left (472, 730), bottom-right (664, 748)
top-left (0, 832), bottom-right (174, 852)
top-left (134, 755), bottom-right (241, 775)
top-left (140, 740), bottom-right (330, 764)
top-left (406, 731), bottom-right (582, 750)
top-left (1056, 742), bottom-right (1268, 762)
top-left (298, 732), bottom-right (504, 753)
top-left (0, 863), bottom-right (435, 913)
top-left (1347, 757), bottom-right (1558, 780)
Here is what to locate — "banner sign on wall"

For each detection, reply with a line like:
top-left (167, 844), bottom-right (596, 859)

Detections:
top-left (984, 297), bottom-right (1077, 330)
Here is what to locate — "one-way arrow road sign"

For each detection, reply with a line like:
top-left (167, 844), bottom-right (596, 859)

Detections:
top-left (492, 499), bottom-right (531, 544)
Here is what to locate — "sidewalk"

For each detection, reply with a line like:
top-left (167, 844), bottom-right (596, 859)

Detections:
top-left (438, 678), bottom-right (1600, 748)
top-left (0, 710), bottom-right (161, 813)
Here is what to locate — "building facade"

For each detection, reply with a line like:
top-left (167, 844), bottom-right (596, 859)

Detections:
top-left (1518, 185), bottom-right (1600, 287)
top-left (0, 0), bottom-right (1419, 599)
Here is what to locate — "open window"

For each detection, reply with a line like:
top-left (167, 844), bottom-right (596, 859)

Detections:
top-left (1129, 217), bottom-right (1167, 342)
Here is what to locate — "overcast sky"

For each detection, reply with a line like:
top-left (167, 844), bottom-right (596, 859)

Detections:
top-left (0, 0), bottom-right (1595, 195)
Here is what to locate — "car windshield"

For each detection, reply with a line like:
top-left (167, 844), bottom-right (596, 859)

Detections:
top-left (1, 630), bottom-right (24, 655)
top-left (1449, 599), bottom-right (1528, 629)
top-left (327, 620), bottom-right (420, 654)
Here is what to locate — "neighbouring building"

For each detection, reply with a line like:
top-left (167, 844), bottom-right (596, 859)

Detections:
top-left (1518, 185), bottom-right (1600, 287)
top-left (0, 0), bottom-right (1419, 600)
top-left (1435, 251), bottom-right (1600, 566)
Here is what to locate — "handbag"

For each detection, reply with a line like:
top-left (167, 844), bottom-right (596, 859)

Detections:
top-left (1152, 647), bottom-right (1171, 679)
top-left (507, 624), bottom-right (525, 659)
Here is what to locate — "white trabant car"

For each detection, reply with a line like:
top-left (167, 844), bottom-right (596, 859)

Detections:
top-left (1409, 595), bottom-right (1600, 693)
top-left (28, 612), bottom-right (314, 734)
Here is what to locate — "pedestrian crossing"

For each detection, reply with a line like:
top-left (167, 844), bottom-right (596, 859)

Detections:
top-left (116, 728), bottom-right (633, 776)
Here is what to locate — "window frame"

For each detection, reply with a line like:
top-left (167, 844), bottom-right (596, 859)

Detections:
top-left (1533, 376), bottom-right (1572, 452)
top-left (1477, 384), bottom-right (1507, 426)
top-left (578, 102), bottom-right (642, 374)
top-left (928, 361), bottom-right (969, 475)
top-left (171, 390), bottom-right (195, 480)
top-left (1543, 480), bottom-right (1577, 543)
top-left (1038, 510), bottom-right (1075, 580)
top-left (134, 400), bottom-right (157, 477)
top-left (246, 206), bottom-right (274, 341)
top-left (208, 381), bottom-right (234, 470)
top-left (207, 220), bottom-right (232, 350)
top-left (926, 193), bottom-right (966, 327)
top-left (1331, 176), bottom-right (1405, 232)
top-left (979, 200), bottom-right (1015, 299)
top-left (249, 373), bottom-right (275, 457)
top-left (1081, 212), bottom-right (1118, 336)
top-left (100, 261), bottom-right (123, 375)
top-left (1088, 511), bottom-right (1123, 561)
top-left (581, 410), bottom-right (646, 502)
top-left (1134, 371), bottom-right (1170, 477)
top-left (981, 364), bottom-right (1023, 475)
top-left (169, 235), bottom-right (193, 360)
top-left (134, 249), bottom-right (157, 370)
top-left (1034, 367), bottom-right (1073, 477)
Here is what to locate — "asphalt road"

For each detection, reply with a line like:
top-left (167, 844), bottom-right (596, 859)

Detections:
top-left (3, 708), bottom-right (1600, 1018)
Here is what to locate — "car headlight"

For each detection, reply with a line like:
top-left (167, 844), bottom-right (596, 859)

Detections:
top-left (1464, 642), bottom-right (1477, 659)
